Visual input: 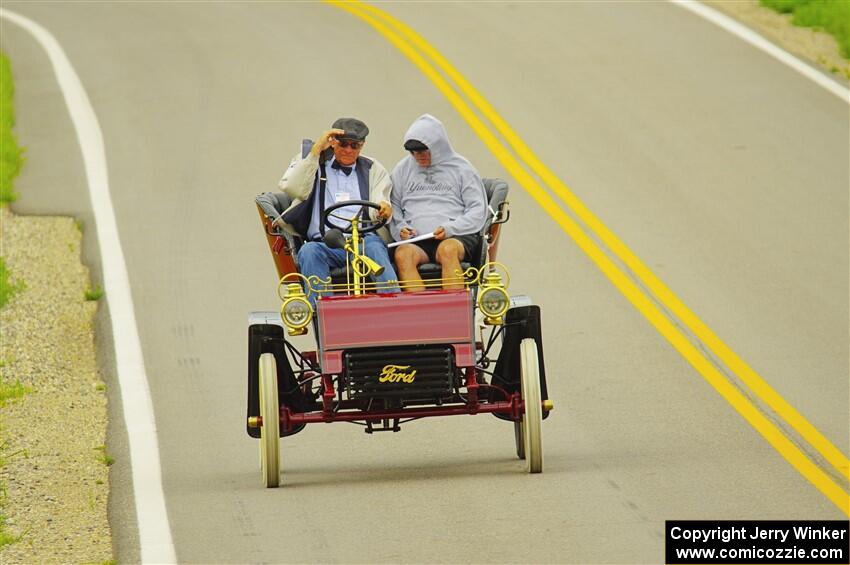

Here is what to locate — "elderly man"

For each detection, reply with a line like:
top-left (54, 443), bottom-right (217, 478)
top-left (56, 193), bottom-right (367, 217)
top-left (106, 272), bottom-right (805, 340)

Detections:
top-left (278, 118), bottom-right (399, 307)
top-left (390, 114), bottom-right (487, 291)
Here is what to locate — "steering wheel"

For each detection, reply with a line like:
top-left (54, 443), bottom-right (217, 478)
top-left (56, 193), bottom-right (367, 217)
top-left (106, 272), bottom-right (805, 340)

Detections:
top-left (322, 199), bottom-right (386, 235)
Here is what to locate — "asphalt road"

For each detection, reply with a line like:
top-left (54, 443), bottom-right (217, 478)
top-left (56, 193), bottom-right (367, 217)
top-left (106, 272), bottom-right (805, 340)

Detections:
top-left (2, 2), bottom-right (848, 563)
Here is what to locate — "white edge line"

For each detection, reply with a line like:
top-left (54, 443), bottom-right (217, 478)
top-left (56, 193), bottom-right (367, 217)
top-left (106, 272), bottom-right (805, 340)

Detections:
top-left (671, 0), bottom-right (850, 104)
top-left (0, 9), bottom-right (177, 565)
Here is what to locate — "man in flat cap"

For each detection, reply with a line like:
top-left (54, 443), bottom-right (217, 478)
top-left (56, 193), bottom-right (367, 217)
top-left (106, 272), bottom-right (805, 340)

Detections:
top-left (278, 118), bottom-right (398, 307)
top-left (390, 114), bottom-right (487, 291)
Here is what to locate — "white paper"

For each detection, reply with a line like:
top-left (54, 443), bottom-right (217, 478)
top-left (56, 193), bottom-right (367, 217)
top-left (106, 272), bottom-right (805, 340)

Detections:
top-left (387, 232), bottom-right (436, 248)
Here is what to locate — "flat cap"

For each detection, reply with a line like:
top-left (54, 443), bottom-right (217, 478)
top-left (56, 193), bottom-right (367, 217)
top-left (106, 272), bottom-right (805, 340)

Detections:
top-left (404, 139), bottom-right (429, 151)
top-left (332, 117), bottom-right (369, 141)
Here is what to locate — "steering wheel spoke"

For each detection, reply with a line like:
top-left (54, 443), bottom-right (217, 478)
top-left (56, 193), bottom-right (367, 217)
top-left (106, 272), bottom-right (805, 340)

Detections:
top-left (327, 210), bottom-right (355, 223)
top-left (322, 199), bottom-right (386, 235)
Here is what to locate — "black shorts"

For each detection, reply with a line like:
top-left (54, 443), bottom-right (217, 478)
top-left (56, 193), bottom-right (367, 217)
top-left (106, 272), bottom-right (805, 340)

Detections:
top-left (412, 233), bottom-right (481, 263)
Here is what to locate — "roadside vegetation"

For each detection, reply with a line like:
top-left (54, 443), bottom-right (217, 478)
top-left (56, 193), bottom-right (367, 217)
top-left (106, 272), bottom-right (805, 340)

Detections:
top-left (93, 445), bottom-right (114, 467)
top-left (85, 284), bottom-right (104, 301)
top-left (0, 258), bottom-right (24, 309)
top-left (0, 49), bottom-right (25, 550)
top-left (1, 52), bottom-right (23, 204)
top-left (0, 49), bottom-right (112, 563)
top-left (761, 0), bottom-right (850, 58)
top-left (0, 280), bottom-right (29, 552)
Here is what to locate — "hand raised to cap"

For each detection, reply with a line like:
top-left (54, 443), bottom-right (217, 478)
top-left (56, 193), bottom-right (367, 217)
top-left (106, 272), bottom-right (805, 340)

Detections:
top-left (310, 128), bottom-right (346, 157)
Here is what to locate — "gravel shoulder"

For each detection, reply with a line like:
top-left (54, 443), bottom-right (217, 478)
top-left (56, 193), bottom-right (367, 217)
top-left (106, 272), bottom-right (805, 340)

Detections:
top-left (704, 0), bottom-right (850, 81)
top-left (0, 206), bottom-right (112, 564)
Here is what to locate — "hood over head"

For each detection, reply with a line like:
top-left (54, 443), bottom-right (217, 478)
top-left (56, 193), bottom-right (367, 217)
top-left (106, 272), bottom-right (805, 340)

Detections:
top-left (402, 114), bottom-right (455, 166)
top-left (390, 114), bottom-right (487, 241)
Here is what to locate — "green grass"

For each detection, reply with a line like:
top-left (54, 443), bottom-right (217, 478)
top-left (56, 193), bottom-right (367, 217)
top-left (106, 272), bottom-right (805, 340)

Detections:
top-left (761, 0), bottom-right (850, 58)
top-left (85, 285), bottom-right (104, 301)
top-left (0, 51), bottom-right (24, 204)
top-left (0, 523), bottom-right (20, 548)
top-left (0, 257), bottom-right (25, 309)
top-left (93, 445), bottom-right (114, 467)
top-left (0, 50), bottom-right (25, 551)
top-left (0, 379), bottom-right (28, 406)
top-left (0, 498), bottom-right (21, 548)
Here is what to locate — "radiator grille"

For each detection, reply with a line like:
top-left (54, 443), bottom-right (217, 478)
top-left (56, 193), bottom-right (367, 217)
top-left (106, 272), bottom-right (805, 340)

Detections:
top-left (343, 345), bottom-right (455, 400)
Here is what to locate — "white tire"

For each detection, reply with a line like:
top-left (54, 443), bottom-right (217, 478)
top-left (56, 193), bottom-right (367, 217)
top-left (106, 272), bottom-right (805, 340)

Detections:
top-left (259, 353), bottom-right (280, 487)
top-left (520, 338), bottom-right (543, 473)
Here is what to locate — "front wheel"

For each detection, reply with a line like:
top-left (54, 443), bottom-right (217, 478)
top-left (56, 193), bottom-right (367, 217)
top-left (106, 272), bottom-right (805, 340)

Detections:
top-left (520, 338), bottom-right (543, 473)
top-left (259, 353), bottom-right (281, 487)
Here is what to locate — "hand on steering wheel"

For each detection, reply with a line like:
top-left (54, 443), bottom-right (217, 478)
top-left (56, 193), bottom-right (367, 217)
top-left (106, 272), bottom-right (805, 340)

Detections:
top-left (322, 199), bottom-right (387, 235)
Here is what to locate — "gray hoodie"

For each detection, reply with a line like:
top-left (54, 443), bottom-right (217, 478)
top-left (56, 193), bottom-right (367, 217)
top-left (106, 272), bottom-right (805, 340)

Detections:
top-left (389, 114), bottom-right (487, 240)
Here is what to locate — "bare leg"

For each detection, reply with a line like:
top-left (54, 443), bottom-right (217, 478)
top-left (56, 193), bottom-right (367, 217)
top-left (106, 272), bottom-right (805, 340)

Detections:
top-left (394, 244), bottom-right (428, 292)
top-left (436, 239), bottom-right (466, 290)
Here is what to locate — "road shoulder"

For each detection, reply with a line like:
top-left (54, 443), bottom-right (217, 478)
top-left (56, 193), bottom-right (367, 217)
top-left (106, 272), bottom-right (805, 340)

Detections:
top-left (0, 206), bottom-right (113, 564)
top-left (703, 0), bottom-right (849, 81)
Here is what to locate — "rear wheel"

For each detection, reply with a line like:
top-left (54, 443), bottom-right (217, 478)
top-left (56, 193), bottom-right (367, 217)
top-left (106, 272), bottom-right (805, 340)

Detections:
top-left (259, 353), bottom-right (280, 487)
top-left (520, 338), bottom-right (543, 473)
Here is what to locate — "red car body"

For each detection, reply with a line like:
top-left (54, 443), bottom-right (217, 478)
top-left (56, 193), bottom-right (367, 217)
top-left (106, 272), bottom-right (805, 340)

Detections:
top-left (317, 289), bottom-right (476, 373)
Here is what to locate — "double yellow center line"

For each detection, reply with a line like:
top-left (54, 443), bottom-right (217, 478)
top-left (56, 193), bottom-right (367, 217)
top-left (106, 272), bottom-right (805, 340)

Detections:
top-left (327, 0), bottom-right (850, 515)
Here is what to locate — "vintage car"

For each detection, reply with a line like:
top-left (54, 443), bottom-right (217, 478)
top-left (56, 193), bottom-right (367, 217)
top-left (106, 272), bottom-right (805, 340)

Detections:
top-left (250, 176), bottom-right (551, 487)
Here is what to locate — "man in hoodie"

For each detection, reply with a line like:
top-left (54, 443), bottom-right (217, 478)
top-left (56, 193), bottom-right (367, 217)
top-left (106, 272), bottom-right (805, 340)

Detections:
top-left (390, 114), bottom-right (488, 291)
top-left (278, 118), bottom-right (399, 307)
